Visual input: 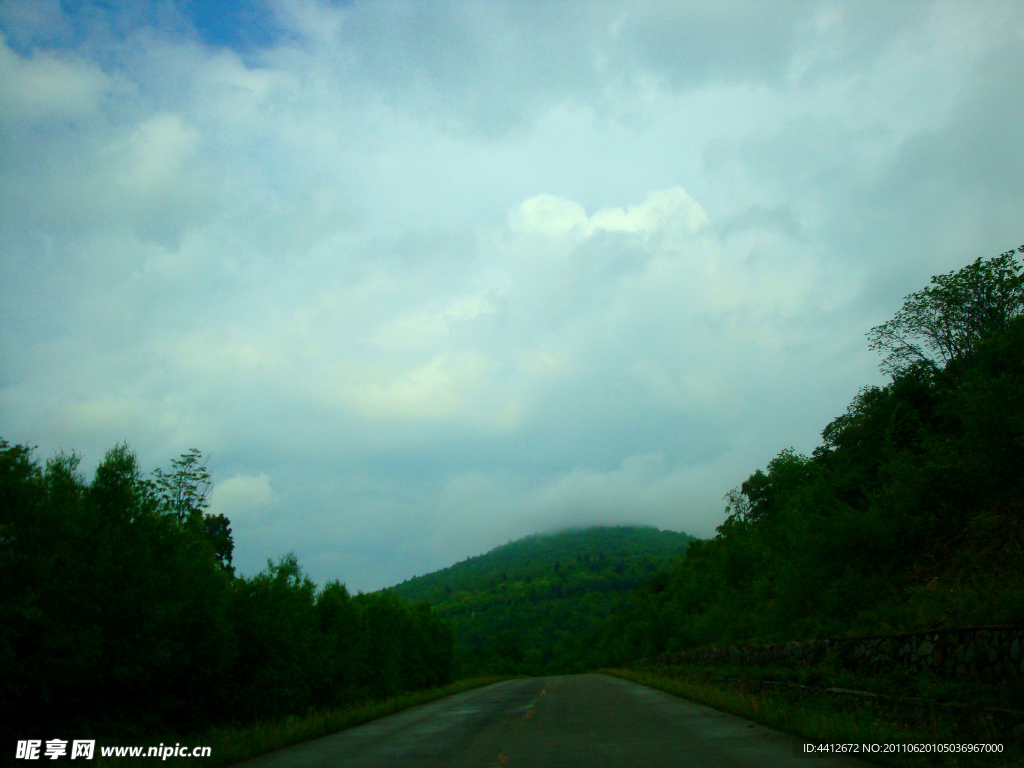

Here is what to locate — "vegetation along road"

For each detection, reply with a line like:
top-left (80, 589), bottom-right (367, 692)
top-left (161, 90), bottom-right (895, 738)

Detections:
top-left (234, 674), bottom-right (869, 768)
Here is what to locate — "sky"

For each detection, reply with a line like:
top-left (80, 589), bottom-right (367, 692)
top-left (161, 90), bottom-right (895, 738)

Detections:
top-left (1, 0), bottom-right (1022, 593)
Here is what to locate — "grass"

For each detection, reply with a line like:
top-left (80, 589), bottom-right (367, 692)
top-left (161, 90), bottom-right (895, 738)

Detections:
top-left (603, 667), bottom-right (1023, 768)
top-left (652, 656), bottom-right (1024, 711)
top-left (91, 676), bottom-right (514, 768)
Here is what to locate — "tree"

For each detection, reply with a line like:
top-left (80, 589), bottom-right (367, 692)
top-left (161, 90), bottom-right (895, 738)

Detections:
top-left (152, 448), bottom-right (211, 524)
top-left (202, 512), bottom-right (235, 575)
top-left (867, 245), bottom-right (1023, 382)
top-left (720, 448), bottom-right (811, 528)
top-left (151, 448), bottom-right (234, 573)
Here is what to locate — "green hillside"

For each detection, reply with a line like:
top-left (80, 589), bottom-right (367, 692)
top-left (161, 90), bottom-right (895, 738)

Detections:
top-left (386, 526), bottom-right (696, 675)
top-left (589, 246), bottom-right (1024, 670)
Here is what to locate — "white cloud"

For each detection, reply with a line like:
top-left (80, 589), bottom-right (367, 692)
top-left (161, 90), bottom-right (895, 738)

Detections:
top-left (209, 473), bottom-right (276, 522)
top-left (341, 352), bottom-right (501, 423)
top-left (108, 113), bottom-right (203, 192)
top-left (509, 186), bottom-right (708, 239)
top-left (508, 194), bottom-right (589, 237)
top-left (374, 294), bottom-right (496, 351)
top-left (0, 35), bottom-right (113, 123)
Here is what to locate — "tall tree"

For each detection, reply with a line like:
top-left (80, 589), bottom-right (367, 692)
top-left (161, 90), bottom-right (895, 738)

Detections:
top-left (152, 448), bottom-right (211, 524)
top-left (151, 448), bottom-right (234, 573)
top-left (867, 245), bottom-right (1023, 382)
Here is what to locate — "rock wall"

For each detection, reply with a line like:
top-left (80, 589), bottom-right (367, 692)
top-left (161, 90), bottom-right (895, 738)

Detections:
top-left (652, 626), bottom-right (1023, 685)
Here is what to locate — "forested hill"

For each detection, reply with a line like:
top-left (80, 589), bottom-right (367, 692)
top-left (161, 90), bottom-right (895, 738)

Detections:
top-left (386, 526), bottom-right (696, 675)
top-left (587, 246), bottom-right (1024, 668)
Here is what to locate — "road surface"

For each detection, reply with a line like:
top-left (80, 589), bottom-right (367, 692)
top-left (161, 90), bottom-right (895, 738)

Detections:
top-left (235, 673), bottom-right (870, 768)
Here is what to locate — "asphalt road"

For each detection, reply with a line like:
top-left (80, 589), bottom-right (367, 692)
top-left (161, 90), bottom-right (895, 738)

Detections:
top-left (234, 674), bottom-right (871, 768)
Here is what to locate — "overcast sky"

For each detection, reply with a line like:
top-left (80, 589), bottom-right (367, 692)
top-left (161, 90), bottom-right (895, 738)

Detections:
top-left (1, 0), bottom-right (1021, 592)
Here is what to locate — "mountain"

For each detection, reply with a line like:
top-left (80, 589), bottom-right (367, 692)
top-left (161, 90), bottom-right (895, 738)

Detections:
top-left (386, 525), bottom-right (696, 675)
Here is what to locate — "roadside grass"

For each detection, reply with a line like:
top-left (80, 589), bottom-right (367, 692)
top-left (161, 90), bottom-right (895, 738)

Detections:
top-left (658, 656), bottom-right (1024, 712)
top-left (602, 667), bottom-right (1022, 768)
top-left (91, 676), bottom-right (514, 768)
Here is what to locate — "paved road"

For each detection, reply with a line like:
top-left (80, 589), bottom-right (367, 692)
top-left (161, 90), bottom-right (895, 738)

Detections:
top-left (235, 674), bottom-right (871, 768)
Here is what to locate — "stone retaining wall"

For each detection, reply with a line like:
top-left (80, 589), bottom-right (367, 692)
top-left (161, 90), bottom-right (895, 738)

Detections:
top-left (651, 626), bottom-right (1023, 685)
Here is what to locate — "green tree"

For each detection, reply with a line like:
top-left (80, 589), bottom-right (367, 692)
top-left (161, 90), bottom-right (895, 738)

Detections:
top-left (230, 553), bottom-right (317, 720)
top-left (867, 245), bottom-right (1023, 382)
top-left (586, 248), bottom-right (1024, 661)
top-left (152, 448), bottom-right (234, 573)
top-left (721, 448), bottom-right (812, 528)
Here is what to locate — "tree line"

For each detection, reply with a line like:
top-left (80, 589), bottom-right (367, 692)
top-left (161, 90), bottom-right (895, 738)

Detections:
top-left (0, 443), bottom-right (453, 746)
top-left (586, 245), bottom-right (1024, 666)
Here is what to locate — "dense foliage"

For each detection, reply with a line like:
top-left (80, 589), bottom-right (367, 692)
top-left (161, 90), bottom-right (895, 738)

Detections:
top-left (590, 246), bottom-right (1024, 664)
top-left (0, 443), bottom-right (453, 745)
top-left (387, 526), bottom-right (695, 675)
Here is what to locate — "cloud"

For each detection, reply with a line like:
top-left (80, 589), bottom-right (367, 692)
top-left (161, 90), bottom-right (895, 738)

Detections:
top-left (509, 194), bottom-right (589, 238)
top-left (0, 1), bottom-right (71, 46)
top-left (108, 113), bottom-right (202, 191)
top-left (509, 186), bottom-right (709, 239)
top-left (430, 450), bottom-right (750, 566)
top-left (342, 352), bottom-right (503, 423)
top-left (1, 0), bottom-right (1021, 592)
top-left (374, 295), bottom-right (497, 352)
top-left (209, 473), bottom-right (276, 522)
top-left (0, 34), bottom-right (113, 123)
